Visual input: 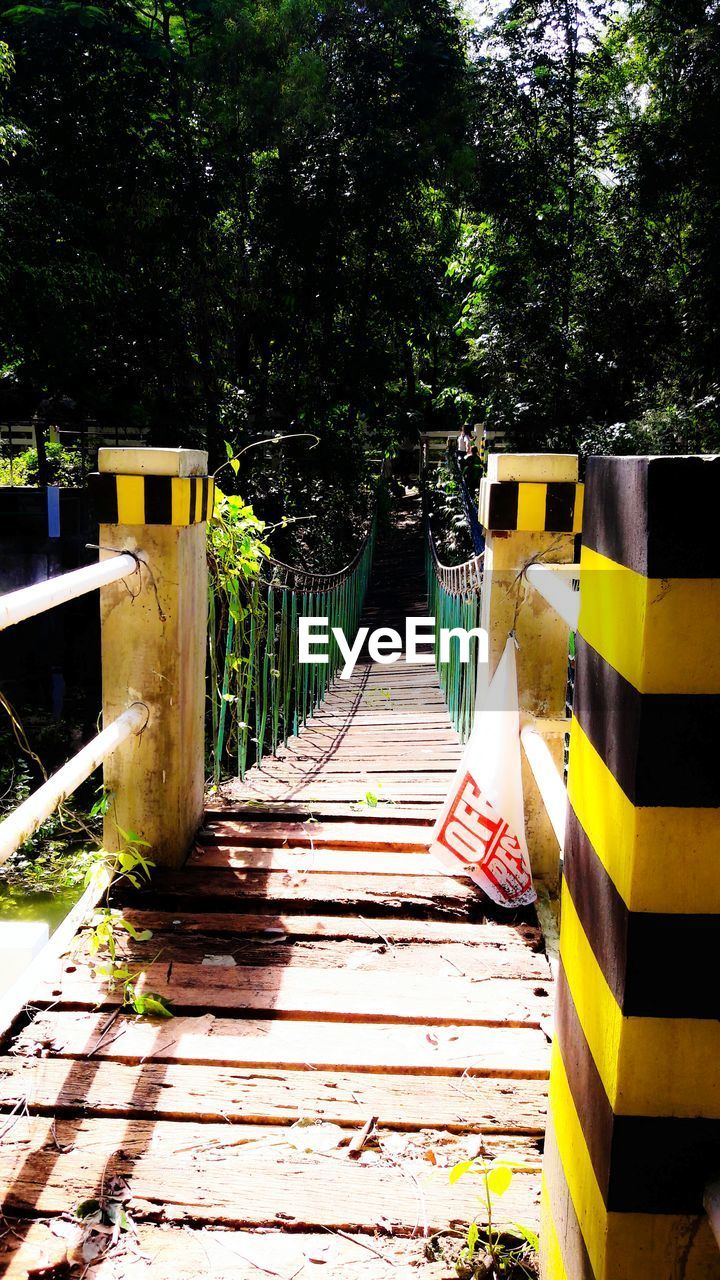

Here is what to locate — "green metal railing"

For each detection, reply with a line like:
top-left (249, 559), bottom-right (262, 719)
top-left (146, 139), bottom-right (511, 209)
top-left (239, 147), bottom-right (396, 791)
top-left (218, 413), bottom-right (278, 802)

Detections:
top-left (425, 524), bottom-right (484, 743)
top-left (210, 501), bottom-right (379, 784)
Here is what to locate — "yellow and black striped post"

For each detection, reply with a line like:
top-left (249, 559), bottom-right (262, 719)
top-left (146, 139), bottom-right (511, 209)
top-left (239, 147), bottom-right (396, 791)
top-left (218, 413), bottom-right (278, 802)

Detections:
top-left (541, 454), bottom-right (720, 1280)
top-left (91, 448), bottom-right (212, 867)
top-left (479, 454), bottom-right (583, 890)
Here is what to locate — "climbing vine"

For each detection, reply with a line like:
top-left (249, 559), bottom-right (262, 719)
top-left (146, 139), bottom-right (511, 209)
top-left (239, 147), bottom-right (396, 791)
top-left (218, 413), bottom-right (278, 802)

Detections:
top-left (207, 457), bottom-right (272, 786)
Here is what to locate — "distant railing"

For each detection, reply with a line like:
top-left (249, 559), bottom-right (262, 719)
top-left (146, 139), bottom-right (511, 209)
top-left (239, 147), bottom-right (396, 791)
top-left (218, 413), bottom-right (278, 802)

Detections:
top-left (210, 469), bottom-right (386, 782)
top-left (424, 522), bottom-right (483, 742)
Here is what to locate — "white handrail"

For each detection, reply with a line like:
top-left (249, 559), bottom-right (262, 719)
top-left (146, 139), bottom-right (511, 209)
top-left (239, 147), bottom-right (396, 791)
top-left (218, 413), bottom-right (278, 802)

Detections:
top-left (0, 552), bottom-right (139, 632)
top-left (0, 704), bottom-right (147, 867)
top-left (520, 724), bottom-right (568, 850)
top-left (525, 564), bottom-right (581, 631)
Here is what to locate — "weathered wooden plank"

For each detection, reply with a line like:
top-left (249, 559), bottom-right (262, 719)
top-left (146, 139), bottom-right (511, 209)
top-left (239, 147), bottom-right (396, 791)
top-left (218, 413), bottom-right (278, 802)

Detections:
top-left (197, 821), bottom-right (433, 851)
top-left (274, 746), bottom-right (462, 760)
top-left (188, 848), bottom-right (454, 877)
top-left (253, 761), bottom-right (458, 776)
top-left (0, 1116), bottom-right (542, 1234)
top-left (278, 736), bottom-right (461, 747)
top-left (12, 1011), bottom-right (551, 1076)
top-left (34, 959), bottom-right (551, 1025)
top-left (270, 764), bottom-right (450, 775)
top-left (303, 714), bottom-right (455, 725)
top-left (234, 774), bottom-right (451, 788)
top-left (104, 911), bottom-right (544, 947)
top-left (120, 868), bottom-right (481, 918)
top-left (325, 695), bottom-right (449, 706)
top-left (205, 801), bottom-right (440, 822)
top-left (275, 745), bottom-right (458, 758)
top-left (0, 1056), bottom-right (548, 1131)
top-left (278, 738), bottom-right (460, 749)
top-left (226, 783), bottom-right (450, 801)
top-left (0, 1222), bottom-right (448, 1280)
top-left (68, 931), bottom-right (551, 982)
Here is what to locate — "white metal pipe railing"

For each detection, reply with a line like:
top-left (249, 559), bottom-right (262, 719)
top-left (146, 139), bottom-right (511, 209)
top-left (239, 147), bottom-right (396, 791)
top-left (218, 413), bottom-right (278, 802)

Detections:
top-left (0, 704), bottom-right (147, 867)
top-left (0, 552), bottom-right (139, 632)
top-left (520, 724), bottom-right (568, 850)
top-left (524, 563), bottom-right (581, 631)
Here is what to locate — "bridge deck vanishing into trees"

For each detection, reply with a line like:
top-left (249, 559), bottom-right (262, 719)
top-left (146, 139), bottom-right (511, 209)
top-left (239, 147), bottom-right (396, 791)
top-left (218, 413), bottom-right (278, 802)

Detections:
top-left (0, 501), bottom-right (553, 1278)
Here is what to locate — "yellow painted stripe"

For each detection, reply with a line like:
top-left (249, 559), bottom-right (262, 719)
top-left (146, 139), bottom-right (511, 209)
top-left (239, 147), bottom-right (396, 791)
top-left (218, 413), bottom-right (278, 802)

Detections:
top-left (207, 478), bottom-right (215, 520)
top-left (549, 1041), bottom-right (607, 1277)
top-left (572, 484), bottom-right (584, 533)
top-left (194, 479), bottom-right (203, 523)
top-left (540, 1173), bottom-right (572, 1280)
top-left (517, 483), bottom-right (548, 531)
top-left (567, 717), bottom-right (720, 913)
top-left (606, 1214), bottom-right (720, 1280)
top-left (116, 476), bottom-right (145, 525)
top-left (578, 545), bottom-right (720, 694)
top-left (171, 478), bottom-right (192, 526)
top-left (560, 880), bottom-right (720, 1117)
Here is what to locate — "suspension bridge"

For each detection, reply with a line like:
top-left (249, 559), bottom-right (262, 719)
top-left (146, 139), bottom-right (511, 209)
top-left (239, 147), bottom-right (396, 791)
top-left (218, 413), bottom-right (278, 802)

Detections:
top-left (0, 447), bottom-right (717, 1280)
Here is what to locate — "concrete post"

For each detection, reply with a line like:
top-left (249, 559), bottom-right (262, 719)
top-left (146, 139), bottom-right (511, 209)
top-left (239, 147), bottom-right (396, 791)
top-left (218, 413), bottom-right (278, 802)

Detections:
top-left (541, 455), bottom-right (720, 1280)
top-left (478, 454), bottom-right (583, 890)
top-left (91, 447), bottom-right (213, 868)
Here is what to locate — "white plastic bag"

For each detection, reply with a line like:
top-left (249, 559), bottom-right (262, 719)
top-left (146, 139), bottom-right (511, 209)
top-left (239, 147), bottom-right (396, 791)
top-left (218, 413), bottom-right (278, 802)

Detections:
top-left (428, 635), bottom-right (535, 907)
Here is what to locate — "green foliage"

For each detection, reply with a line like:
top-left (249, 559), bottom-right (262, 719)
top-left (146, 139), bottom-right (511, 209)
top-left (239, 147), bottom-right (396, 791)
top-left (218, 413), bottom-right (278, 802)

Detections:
top-left (207, 453), bottom-right (271, 782)
top-left (427, 459), bottom-right (474, 562)
top-left (86, 823), bottom-right (174, 1020)
top-left (0, 0), bottom-right (716, 517)
top-left (449, 1157), bottom-right (539, 1279)
top-left (0, 442), bottom-right (83, 486)
top-left (209, 489), bottom-right (270, 593)
top-left (0, 0), bottom-right (470, 463)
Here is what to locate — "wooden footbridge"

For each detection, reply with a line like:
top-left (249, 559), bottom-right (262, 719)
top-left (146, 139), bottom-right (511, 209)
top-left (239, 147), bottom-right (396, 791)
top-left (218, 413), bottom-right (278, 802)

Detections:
top-left (0, 448), bottom-right (718, 1280)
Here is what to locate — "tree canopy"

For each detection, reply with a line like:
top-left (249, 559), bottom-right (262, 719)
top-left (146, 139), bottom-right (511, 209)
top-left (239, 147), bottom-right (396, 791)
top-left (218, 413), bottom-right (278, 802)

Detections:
top-left (1, 0), bottom-right (719, 513)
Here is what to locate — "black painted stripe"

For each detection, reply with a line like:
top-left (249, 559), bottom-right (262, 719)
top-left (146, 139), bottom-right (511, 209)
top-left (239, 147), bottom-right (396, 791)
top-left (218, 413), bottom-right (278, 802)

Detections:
top-left (582, 455), bottom-right (720, 579)
top-left (143, 475), bottom-right (172, 525)
top-left (557, 961), bottom-right (720, 1214)
top-left (201, 476), bottom-right (209, 520)
top-left (563, 808), bottom-right (628, 1011)
top-left (545, 482), bottom-right (577, 533)
top-left (573, 634), bottom-right (720, 807)
top-left (487, 480), bottom-right (519, 530)
top-left (610, 1116), bottom-right (720, 1215)
top-left (189, 476), bottom-right (198, 525)
top-left (624, 912), bottom-right (720, 1018)
top-left (565, 808), bottom-right (720, 1018)
top-left (556, 962), bottom-right (614, 1203)
top-left (89, 473), bottom-right (118, 525)
top-left (543, 1108), bottom-right (598, 1280)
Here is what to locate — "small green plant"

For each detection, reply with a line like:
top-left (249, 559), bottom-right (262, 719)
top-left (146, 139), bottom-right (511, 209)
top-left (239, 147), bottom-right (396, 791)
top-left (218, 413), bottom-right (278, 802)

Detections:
top-left (74, 1170), bottom-right (137, 1269)
top-left (85, 821), bottom-right (173, 1020)
top-left (449, 1158), bottom-right (539, 1279)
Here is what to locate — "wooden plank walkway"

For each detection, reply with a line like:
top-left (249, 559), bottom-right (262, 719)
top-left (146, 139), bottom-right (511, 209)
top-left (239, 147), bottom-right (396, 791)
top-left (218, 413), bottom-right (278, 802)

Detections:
top-left (0, 498), bottom-right (552, 1278)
